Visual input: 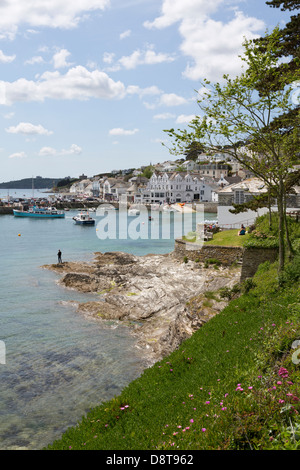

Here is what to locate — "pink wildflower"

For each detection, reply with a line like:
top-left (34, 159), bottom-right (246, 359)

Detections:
top-left (278, 367), bottom-right (289, 378)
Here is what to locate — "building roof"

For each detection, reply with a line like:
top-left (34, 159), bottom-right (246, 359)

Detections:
top-left (217, 177), bottom-right (268, 194)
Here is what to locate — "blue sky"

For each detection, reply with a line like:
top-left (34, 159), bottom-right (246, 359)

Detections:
top-left (0, 0), bottom-right (291, 182)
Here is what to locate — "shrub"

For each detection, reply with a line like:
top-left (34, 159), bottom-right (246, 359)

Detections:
top-left (278, 254), bottom-right (300, 286)
top-left (219, 283), bottom-right (241, 300)
top-left (204, 258), bottom-right (222, 268)
top-left (242, 278), bottom-right (257, 294)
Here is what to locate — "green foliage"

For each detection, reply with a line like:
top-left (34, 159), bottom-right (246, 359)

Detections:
top-left (243, 213), bottom-right (300, 250)
top-left (204, 258), bottom-right (222, 268)
top-left (279, 253), bottom-right (300, 286)
top-left (140, 165), bottom-right (154, 179)
top-left (219, 283), bottom-right (241, 300)
top-left (241, 278), bottom-right (257, 294)
top-left (243, 237), bottom-right (279, 249)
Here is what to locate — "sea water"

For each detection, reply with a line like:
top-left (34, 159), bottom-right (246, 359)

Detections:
top-left (0, 194), bottom-right (216, 449)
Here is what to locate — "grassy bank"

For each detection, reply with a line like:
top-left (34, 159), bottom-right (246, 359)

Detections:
top-left (46, 253), bottom-right (300, 451)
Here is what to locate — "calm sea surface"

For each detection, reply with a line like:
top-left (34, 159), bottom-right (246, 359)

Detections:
top-left (0, 189), bottom-right (216, 449)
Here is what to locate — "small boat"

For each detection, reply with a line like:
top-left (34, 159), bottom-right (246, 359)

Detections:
top-left (163, 204), bottom-right (177, 212)
top-left (128, 208), bottom-right (140, 216)
top-left (73, 212), bottom-right (95, 225)
top-left (13, 206), bottom-right (65, 218)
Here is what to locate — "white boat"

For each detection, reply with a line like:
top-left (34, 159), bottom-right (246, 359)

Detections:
top-left (128, 208), bottom-right (140, 215)
top-left (73, 212), bottom-right (95, 225)
top-left (163, 204), bottom-right (177, 212)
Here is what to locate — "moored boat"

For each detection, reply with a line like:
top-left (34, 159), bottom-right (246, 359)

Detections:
top-left (13, 206), bottom-right (65, 218)
top-left (128, 208), bottom-right (140, 216)
top-left (72, 212), bottom-right (95, 225)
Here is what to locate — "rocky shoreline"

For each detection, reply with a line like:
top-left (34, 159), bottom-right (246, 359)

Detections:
top-left (42, 251), bottom-right (241, 364)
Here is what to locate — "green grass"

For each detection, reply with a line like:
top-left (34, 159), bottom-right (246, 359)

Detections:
top-left (204, 229), bottom-right (250, 247)
top-left (183, 229), bottom-right (249, 246)
top-left (45, 255), bottom-right (300, 451)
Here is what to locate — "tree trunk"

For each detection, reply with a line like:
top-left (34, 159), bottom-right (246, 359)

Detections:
top-left (283, 193), bottom-right (295, 260)
top-left (268, 191), bottom-right (272, 229)
top-left (277, 181), bottom-right (286, 272)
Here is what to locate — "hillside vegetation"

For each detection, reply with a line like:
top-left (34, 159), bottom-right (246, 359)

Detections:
top-left (46, 242), bottom-right (300, 450)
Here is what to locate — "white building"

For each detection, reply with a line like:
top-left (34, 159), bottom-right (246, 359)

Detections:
top-left (135, 172), bottom-right (219, 204)
top-left (217, 177), bottom-right (300, 227)
top-left (70, 178), bottom-right (91, 195)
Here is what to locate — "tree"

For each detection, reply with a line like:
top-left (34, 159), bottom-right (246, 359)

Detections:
top-left (140, 165), bottom-right (154, 179)
top-left (183, 141), bottom-right (205, 161)
top-left (165, 28), bottom-right (300, 271)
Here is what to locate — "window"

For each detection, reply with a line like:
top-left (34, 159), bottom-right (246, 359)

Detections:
top-left (234, 190), bottom-right (245, 204)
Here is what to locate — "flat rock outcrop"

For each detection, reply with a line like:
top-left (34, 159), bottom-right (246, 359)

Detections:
top-left (43, 251), bottom-right (241, 363)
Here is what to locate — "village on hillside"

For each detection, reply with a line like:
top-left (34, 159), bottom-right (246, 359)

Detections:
top-left (52, 150), bottom-right (300, 228)
top-left (2, 150), bottom-right (299, 228)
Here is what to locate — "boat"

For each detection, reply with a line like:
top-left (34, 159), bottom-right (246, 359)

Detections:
top-left (163, 204), bottom-right (178, 212)
top-left (128, 208), bottom-right (140, 216)
top-left (13, 206), bottom-right (65, 218)
top-left (72, 212), bottom-right (95, 225)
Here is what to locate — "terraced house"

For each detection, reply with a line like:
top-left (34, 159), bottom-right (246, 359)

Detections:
top-left (135, 172), bottom-right (219, 204)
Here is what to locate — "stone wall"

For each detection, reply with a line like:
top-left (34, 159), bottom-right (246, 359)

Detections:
top-left (0, 206), bottom-right (14, 214)
top-left (173, 239), bottom-right (243, 265)
top-left (173, 239), bottom-right (279, 281)
top-left (240, 247), bottom-right (278, 281)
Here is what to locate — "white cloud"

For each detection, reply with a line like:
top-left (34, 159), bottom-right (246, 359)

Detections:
top-left (6, 122), bottom-right (53, 136)
top-left (0, 50), bottom-right (16, 63)
top-left (180, 12), bottom-right (265, 81)
top-left (24, 55), bottom-right (45, 66)
top-left (143, 92), bottom-right (189, 110)
top-left (120, 29), bottom-right (131, 40)
top-left (3, 112), bottom-right (15, 119)
top-left (9, 151), bottom-right (27, 159)
top-left (159, 93), bottom-right (188, 107)
top-left (154, 112), bottom-right (176, 120)
top-left (0, 66), bottom-right (126, 105)
top-left (0, 0), bottom-right (110, 40)
top-left (144, 0), bottom-right (223, 29)
top-left (53, 49), bottom-right (73, 69)
top-left (38, 146), bottom-right (57, 157)
top-left (119, 47), bottom-right (175, 69)
top-left (103, 52), bottom-right (115, 64)
top-left (176, 114), bottom-right (196, 124)
top-left (109, 128), bottom-right (139, 136)
top-left (61, 144), bottom-right (82, 155)
top-left (144, 0), bottom-right (265, 81)
top-left (38, 144), bottom-right (82, 157)
top-left (126, 85), bottom-right (162, 97)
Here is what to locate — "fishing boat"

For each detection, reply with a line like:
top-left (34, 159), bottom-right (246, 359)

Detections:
top-left (13, 206), bottom-right (65, 218)
top-left (73, 211), bottom-right (95, 225)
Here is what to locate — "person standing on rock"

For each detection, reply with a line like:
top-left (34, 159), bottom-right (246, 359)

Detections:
top-left (57, 250), bottom-right (62, 264)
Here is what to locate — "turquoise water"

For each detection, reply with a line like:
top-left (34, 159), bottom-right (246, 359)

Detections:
top-left (0, 199), bottom-right (216, 449)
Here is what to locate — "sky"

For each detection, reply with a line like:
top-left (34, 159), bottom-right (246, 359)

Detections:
top-left (0, 0), bottom-right (291, 182)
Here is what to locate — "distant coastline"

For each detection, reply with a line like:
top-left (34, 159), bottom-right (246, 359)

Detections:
top-left (0, 177), bottom-right (62, 190)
